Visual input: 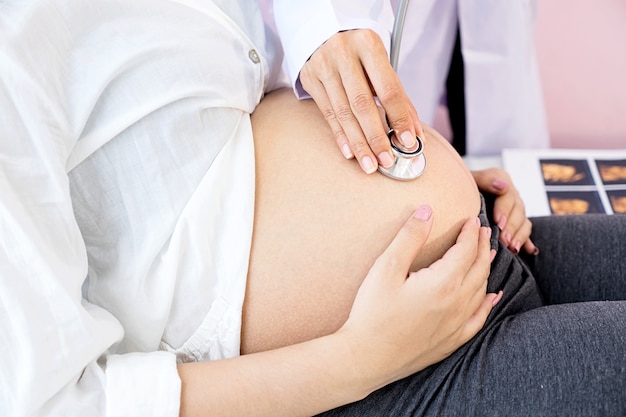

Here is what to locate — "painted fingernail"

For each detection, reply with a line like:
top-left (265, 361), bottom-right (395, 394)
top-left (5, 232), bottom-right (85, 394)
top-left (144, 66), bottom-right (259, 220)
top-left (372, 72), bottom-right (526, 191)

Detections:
top-left (400, 131), bottom-right (417, 149)
top-left (413, 204), bottom-right (432, 221)
top-left (341, 143), bottom-right (353, 159)
top-left (497, 214), bottom-right (507, 230)
top-left (513, 240), bottom-right (521, 254)
top-left (492, 179), bottom-right (509, 192)
top-left (378, 151), bottom-right (394, 168)
top-left (492, 290), bottom-right (504, 307)
top-left (361, 156), bottom-right (376, 174)
top-left (502, 232), bottom-right (512, 246)
top-left (531, 246), bottom-right (540, 256)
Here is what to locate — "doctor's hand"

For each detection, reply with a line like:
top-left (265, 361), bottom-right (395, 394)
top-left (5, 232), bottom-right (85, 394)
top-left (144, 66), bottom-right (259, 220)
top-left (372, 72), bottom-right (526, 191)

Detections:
top-left (300, 29), bottom-right (424, 174)
top-left (338, 206), bottom-right (500, 387)
top-left (472, 168), bottom-right (539, 255)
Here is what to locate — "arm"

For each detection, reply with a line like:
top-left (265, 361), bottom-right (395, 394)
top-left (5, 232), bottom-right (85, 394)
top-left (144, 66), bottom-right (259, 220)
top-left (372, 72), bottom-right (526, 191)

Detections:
top-left (273, 1), bottom-right (424, 175)
top-left (0, 128), bottom-right (180, 417)
top-left (179, 210), bottom-right (499, 417)
top-left (0, 32), bottom-right (180, 417)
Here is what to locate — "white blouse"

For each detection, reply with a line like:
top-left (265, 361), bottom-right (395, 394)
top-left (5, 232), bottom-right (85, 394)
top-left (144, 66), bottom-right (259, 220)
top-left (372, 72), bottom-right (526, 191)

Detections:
top-left (0, 0), bottom-right (282, 416)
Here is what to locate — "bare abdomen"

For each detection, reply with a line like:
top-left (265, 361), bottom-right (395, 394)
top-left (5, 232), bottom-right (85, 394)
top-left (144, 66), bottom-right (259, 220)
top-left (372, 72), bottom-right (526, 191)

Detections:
top-left (241, 89), bottom-right (480, 354)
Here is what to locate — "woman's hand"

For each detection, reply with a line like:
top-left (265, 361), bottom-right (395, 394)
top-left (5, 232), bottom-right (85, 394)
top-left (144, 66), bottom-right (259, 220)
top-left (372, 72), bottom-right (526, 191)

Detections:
top-left (338, 205), bottom-right (501, 389)
top-left (179, 207), bottom-right (501, 417)
top-left (300, 29), bottom-right (424, 174)
top-left (472, 168), bottom-right (539, 255)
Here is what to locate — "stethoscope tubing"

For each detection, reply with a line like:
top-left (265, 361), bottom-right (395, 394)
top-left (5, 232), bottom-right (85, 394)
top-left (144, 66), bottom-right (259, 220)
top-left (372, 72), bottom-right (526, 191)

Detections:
top-left (380, 0), bottom-right (426, 181)
top-left (390, 0), bottom-right (410, 72)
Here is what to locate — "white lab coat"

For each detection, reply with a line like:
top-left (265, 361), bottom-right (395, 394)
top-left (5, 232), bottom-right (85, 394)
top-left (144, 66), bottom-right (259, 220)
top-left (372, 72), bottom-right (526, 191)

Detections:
top-left (273, 0), bottom-right (550, 156)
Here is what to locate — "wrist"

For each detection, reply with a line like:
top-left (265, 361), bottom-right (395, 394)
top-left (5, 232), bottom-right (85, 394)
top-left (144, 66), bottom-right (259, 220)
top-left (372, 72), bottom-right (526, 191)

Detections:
top-left (329, 328), bottom-right (399, 398)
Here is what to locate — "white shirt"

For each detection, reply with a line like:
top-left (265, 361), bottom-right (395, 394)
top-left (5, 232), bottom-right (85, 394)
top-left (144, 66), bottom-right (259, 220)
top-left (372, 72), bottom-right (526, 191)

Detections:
top-left (0, 1), bottom-right (281, 416)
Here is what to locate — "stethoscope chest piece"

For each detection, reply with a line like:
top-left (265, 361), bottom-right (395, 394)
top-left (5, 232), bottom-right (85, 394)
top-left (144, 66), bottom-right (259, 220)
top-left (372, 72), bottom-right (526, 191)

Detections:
top-left (377, 129), bottom-right (426, 181)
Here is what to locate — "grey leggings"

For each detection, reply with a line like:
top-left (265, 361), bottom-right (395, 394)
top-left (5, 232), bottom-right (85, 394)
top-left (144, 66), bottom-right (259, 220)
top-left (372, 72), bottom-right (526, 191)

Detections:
top-left (319, 214), bottom-right (626, 417)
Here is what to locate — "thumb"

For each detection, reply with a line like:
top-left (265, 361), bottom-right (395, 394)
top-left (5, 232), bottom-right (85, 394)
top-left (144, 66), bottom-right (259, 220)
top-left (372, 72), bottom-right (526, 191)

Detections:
top-left (370, 204), bottom-right (434, 283)
top-left (472, 168), bottom-right (510, 196)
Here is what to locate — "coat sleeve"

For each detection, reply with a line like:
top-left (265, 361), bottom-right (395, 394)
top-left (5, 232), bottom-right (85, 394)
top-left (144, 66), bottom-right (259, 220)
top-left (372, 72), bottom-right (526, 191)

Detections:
top-left (0, 79), bottom-right (182, 417)
top-left (0, 5), bottom-right (181, 417)
top-left (272, 0), bottom-right (395, 98)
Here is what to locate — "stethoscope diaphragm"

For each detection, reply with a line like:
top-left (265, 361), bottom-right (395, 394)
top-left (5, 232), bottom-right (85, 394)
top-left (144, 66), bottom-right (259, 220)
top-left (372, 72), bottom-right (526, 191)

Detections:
top-left (377, 129), bottom-right (426, 181)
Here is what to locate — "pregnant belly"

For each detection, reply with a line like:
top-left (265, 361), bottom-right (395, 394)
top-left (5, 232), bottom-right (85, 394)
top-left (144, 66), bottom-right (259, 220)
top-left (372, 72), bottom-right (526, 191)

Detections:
top-left (241, 88), bottom-right (480, 354)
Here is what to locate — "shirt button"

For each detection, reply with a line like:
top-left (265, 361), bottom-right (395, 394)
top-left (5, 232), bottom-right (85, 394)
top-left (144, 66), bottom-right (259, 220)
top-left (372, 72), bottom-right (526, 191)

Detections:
top-left (248, 49), bottom-right (260, 64)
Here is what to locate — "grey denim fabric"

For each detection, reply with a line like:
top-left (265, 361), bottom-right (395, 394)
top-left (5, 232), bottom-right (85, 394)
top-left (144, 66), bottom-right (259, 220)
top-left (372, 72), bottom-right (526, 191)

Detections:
top-left (319, 200), bottom-right (626, 417)
top-left (523, 214), bottom-right (626, 304)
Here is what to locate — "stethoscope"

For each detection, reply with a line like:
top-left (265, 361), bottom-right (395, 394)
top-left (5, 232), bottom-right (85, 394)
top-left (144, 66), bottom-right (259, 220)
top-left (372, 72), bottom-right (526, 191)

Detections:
top-left (377, 0), bottom-right (427, 181)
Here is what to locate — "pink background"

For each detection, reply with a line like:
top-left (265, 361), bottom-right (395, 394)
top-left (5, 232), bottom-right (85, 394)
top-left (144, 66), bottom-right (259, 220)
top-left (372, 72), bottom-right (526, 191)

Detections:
top-left (536, 0), bottom-right (626, 149)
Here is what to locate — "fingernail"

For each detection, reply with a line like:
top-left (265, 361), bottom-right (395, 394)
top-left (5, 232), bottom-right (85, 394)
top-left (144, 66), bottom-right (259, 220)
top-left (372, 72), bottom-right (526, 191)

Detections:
top-left (361, 156), bottom-right (376, 174)
top-left (341, 143), bottom-right (353, 159)
top-left (378, 151), bottom-right (394, 168)
top-left (490, 249), bottom-right (497, 262)
top-left (513, 240), bottom-right (521, 254)
top-left (497, 214), bottom-right (507, 230)
top-left (400, 131), bottom-right (417, 149)
top-left (492, 290), bottom-right (504, 307)
top-left (492, 179), bottom-right (509, 192)
top-left (475, 217), bottom-right (481, 227)
top-left (413, 204), bottom-right (432, 221)
top-left (502, 232), bottom-right (511, 246)
top-left (531, 246), bottom-right (540, 256)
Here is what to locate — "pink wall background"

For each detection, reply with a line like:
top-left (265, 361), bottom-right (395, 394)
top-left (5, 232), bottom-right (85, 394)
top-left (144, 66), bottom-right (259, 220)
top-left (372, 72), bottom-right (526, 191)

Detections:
top-left (536, 0), bottom-right (626, 149)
